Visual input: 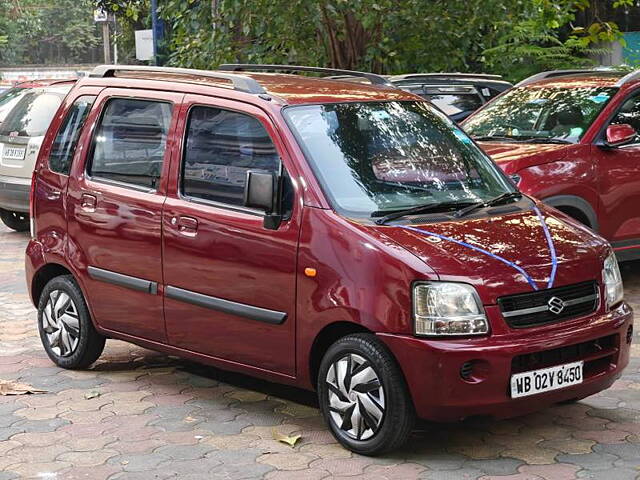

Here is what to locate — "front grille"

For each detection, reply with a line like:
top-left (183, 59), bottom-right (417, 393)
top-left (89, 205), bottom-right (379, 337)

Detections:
top-left (512, 334), bottom-right (617, 374)
top-left (498, 281), bottom-right (598, 328)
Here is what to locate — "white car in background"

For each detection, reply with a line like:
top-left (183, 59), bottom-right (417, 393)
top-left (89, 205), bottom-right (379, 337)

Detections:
top-left (0, 80), bottom-right (73, 231)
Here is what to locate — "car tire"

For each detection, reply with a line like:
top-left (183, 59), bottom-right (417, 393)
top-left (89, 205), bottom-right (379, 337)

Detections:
top-left (317, 333), bottom-right (415, 455)
top-left (37, 275), bottom-right (106, 369)
top-left (0, 209), bottom-right (29, 232)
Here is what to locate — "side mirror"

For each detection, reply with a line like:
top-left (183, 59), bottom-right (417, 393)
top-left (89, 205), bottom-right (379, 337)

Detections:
top-left (605, 124), bottom-right (637, 148)
top-left (244, 170), bottom-right (281, 230)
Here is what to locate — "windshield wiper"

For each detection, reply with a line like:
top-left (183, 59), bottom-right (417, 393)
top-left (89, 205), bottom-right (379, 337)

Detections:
top-left (374, 201), bottom-right (472, 225)
top-left (471, 135), bottom-right (520, 142)
top-left (521, 138), bottom-right (573, 144)
top-left (453, 192), bottom-right (523, 218)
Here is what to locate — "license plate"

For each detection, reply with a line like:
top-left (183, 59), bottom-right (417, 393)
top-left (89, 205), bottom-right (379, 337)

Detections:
top-left (510, 361), bottom-right (583, 398)
top-left (3, 147), bottom-right (26, 160)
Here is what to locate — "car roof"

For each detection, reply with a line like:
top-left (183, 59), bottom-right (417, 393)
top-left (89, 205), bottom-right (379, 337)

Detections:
top-left (526, 72), bottom-right (625, 88)
top-left (79, 67), bottom-right (419, 106)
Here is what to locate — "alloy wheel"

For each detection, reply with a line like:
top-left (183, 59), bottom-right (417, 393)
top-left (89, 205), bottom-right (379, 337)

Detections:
top-left (325, 353), bottom-right (385, 440)
top-left (42, 290), bottom-right (80, 357)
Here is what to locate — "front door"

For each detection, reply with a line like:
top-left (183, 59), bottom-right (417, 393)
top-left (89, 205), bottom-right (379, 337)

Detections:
top-left (67, 89), bottom-right (182, 342)
top-left (595, 90), bottom-right (640, 256)
top-left (162, 96), bottom-right (299, 376)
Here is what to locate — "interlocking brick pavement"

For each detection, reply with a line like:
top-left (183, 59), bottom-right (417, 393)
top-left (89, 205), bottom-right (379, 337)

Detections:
top-left (0, 223), bottom-right (638, 479)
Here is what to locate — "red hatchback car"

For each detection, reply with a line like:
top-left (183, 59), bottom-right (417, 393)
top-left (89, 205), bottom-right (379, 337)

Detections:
top-left (463, 69), bottom-right (640, 262)
top-left (26, 65), bottom-right (632, 455)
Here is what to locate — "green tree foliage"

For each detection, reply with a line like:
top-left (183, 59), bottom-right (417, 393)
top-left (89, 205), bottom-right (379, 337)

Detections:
top-left (154, 0), bottom-right (634, 81)
top-left (0, 0), bottom-right (101, 65)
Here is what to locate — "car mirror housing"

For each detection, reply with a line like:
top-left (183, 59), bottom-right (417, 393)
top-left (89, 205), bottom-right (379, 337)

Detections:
top-left (244, 170), bottom-right (282, 229)
top-left (605, 124), bottom-right (637, 148)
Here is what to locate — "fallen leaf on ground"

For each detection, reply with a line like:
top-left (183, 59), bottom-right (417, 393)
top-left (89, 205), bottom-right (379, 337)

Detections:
top-left (272, 429), bottom-right (301, 447)
top-left (84, 390), bottom-right (100, 399)
top-left (0, 380), bottom-right (47, 395)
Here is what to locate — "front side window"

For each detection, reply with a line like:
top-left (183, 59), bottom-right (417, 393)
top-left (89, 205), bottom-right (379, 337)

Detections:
top-left (49, 96), bottom-right (96, 175)
top-left (609, 94), bottom-right (640, 144)
top-left (0, 86), bottom-right (71, 137)
top-left (464, 86), bottom-right (617, 143)
top-left (182, 106), bottom-right (280, 206)
top-left (284, 101), bottom-right (515, 217)
top-left (89, 98), bottom-right (172, 189)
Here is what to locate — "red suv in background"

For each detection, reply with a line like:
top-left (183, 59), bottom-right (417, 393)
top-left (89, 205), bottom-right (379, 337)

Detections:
top-left (26, 65), bottom-right (632, 455)
top-left (463, 69), bottom-right (640, 261)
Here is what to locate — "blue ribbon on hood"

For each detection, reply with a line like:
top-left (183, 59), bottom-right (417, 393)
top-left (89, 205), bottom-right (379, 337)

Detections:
top-left (397, 205), bottom-right (558, 291)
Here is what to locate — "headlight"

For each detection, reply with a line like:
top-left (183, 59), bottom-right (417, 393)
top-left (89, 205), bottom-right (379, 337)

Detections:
top-left (603, 252), bottom-right (623, 309)
top-left (413, 282), bottom-right (488, 336)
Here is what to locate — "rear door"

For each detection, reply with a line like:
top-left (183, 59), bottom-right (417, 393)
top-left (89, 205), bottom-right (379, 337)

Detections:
top-left (67, 88), bottom-right (182, 342)
top-left (162, 95), bottom-right (299, 376)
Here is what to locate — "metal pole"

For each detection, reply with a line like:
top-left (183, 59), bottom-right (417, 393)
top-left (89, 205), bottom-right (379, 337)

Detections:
top-left (151, 0), bottom-right (164, 65)
top-left (113, 16), bottom-right (118, 65)
top-left (102, 22), bottom-right (111, 64)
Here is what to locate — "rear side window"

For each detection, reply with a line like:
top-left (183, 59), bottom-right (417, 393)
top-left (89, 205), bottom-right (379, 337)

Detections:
top-left (181, 106), bottom-right (280, 206)
top-left (0, 91), bottom-right (64, 137)
top-left (88, 98), bottom-right (172, 189)
top-left (49, 96), bottom-right (96, 175)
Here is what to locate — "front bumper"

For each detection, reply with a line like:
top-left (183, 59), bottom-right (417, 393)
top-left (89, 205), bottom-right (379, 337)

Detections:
top-left (0, 174), bottom-right (30, 212)
top-left (379, 302), bottom-right (633, 422)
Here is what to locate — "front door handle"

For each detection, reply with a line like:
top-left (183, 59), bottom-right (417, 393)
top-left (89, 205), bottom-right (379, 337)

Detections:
top-left (81, 193), bottom-right (97, 212)
top-left (176, 216), bottom-right (198, 236)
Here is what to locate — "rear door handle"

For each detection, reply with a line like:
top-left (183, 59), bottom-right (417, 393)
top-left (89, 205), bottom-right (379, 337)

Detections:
top-left (176, 216), bottom-right (198, 236)
top-left (81, 193), bottom-right (97, 212)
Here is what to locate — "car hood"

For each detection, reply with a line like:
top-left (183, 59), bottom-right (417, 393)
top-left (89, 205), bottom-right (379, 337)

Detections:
top-left (370, 204), bottom-right (607, 304)
top-left (477, 141), bottom-right (570, 174)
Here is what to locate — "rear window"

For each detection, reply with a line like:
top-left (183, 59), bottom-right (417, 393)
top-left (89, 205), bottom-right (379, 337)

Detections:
top-left (0, 87), bottom-right (29, 124)
top-left (423, 93), bottom-right (484, 117)
top-left (0, 89), bottom-right (68, 137)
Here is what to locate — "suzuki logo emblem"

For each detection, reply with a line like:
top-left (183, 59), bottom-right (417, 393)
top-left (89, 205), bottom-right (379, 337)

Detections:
top-left (8, 131), bottom-right (18, 138)
top-left (548, 296), bottom-right (565, 315)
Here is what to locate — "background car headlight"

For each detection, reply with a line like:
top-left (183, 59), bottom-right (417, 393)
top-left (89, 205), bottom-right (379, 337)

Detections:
top-left (413, 282), bottom-right (488, 336)
top-left (603, 252), bottom-right (623, 309)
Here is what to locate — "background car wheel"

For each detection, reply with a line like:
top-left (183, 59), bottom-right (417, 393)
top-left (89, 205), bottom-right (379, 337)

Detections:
top-left (0, 209), bottom-right (29, 232)
top-left (37, 275), bottom-right (106, 369)
top-left (317, 333), bottom-right (415, 456)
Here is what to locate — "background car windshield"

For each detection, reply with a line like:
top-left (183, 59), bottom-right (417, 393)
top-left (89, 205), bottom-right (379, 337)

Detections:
top-left (284, 101), bottom-right (515, 217)
top-left (0, 88), bottom-right (29, 124)
top-left (0, 86), bottom-right (70, 137)
top-left (464, 86), bottom-right (616, 143)
top-left (424, 93), bottom-right (483, 117)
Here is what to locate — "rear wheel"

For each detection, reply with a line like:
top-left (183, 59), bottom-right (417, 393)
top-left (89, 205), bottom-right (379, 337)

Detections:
top-left (317, 333), bottom-right (415, 455)
top-left (37, 275), bottom-right (106, 369)
top-left (0, 209), bottom-right (29, 232)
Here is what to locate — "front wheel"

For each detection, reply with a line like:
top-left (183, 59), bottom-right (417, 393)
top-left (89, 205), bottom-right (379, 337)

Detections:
top-left (317, 333), bottom-right (415, 455)
top-left (37, 275), bottom-right (106, 369)
top-left (0, 209), bottom-right (29, 232)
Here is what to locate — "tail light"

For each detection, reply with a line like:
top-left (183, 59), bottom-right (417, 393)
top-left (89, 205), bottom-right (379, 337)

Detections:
top-left (29, 169), bottom-right (37, 238)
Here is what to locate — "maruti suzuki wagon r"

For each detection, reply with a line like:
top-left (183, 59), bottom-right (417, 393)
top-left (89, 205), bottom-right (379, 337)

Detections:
top-left (26, 64), bottom-right (633, 455)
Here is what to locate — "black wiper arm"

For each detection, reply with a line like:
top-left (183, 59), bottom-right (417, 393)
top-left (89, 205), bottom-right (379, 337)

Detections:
top-left (453, 192), bottom-right (523, 218)
top-left (374, 201), bottom-right (466, 225)
top-left (471, 135), bottom-right (520, 142)
top-left (523, 138), bottom-right (573, 144)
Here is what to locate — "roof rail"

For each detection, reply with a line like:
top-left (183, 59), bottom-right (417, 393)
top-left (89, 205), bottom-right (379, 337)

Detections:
top-left (89, 65), bottom-right (267, 95)
top-left (390, 73), bottom-right (504, 81)
top-left (515, 68), bottom-right (625, 87)
top-left (218, 64), bottom-right (392, 87)
top-left (615, 69), bottom-right (640, 87)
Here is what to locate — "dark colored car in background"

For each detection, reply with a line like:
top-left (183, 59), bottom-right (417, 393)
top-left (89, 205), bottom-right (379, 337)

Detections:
top-left (0, 80), bottom-right (74, 231)
top-left (389, 73), bottom-right (512, 122)
top-left (463, 69), bottom-right (640, 261)
top-left (26, 64), bottom-right (631, 455)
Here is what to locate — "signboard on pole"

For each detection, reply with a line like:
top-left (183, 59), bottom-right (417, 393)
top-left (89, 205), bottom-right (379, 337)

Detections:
top-left (94, 8), bottom-right (108, 23)
top-left (135, 30), bottom-right (154, 61)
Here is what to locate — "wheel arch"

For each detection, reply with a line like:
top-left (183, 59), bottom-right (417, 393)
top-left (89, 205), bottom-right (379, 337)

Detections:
top-left (308, 321), bottom-right (373, 388)
top-left (31, 263), bottom-right (74, 307)
top-left (543, 195), bottom-right (599, 231)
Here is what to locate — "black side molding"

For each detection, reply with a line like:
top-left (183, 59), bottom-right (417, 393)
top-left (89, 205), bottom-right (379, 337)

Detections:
top-left (165, 285), bottom-right (287, 325)
top-left (88, 266), bottom-right (158, 295)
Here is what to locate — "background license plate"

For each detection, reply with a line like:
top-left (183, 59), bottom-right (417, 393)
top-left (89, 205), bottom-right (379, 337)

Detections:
top-left (511, 361), bottom-right (583, 398)
top-left (3, 147), bottom-right (26, 160)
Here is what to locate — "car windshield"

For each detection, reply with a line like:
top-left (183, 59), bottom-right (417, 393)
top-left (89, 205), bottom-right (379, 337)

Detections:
top-left (284, 101), bottom-right (516, 217)
top-left (464, 86), bottom-right (617, 143)
top-left (0, 86), bottom-right (70, 137)
top-left (0, 87), bottom-right (29, 124)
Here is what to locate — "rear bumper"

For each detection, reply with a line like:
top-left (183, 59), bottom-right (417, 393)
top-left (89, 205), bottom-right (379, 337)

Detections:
top-left (0, 174), bottom-right (30, 212)
top-left (379, 302), bottom-right (633, 422)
